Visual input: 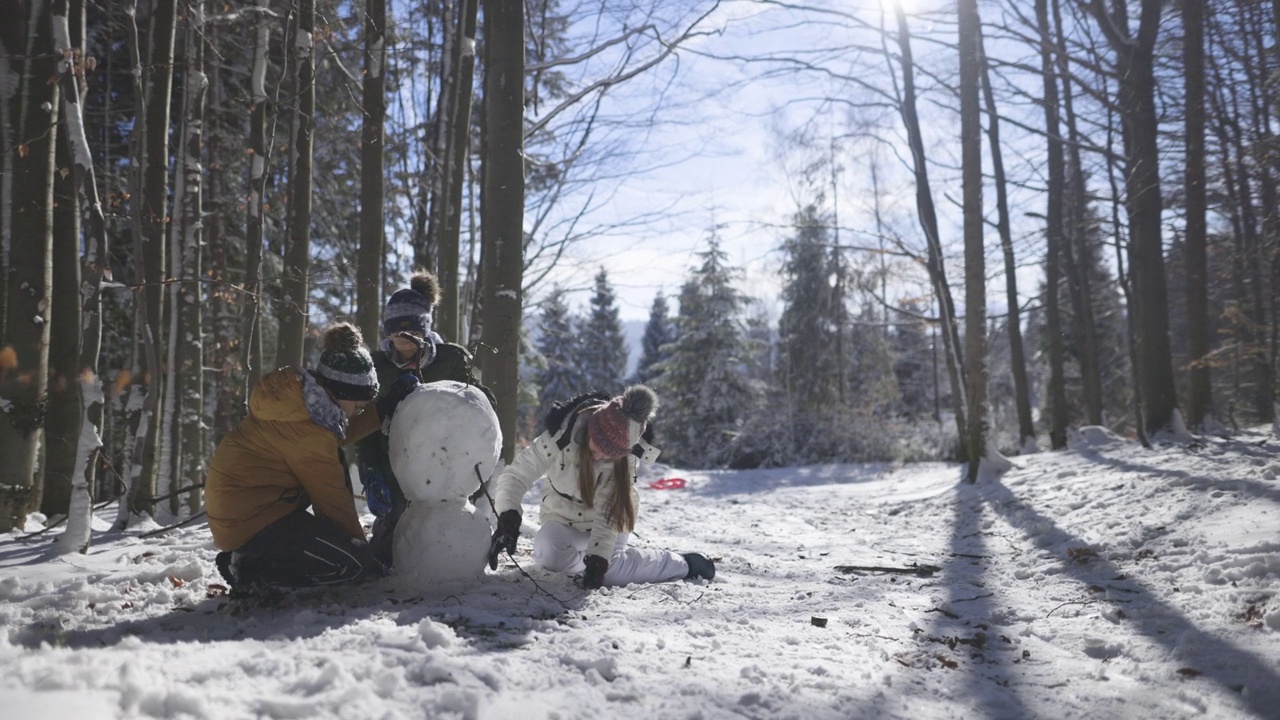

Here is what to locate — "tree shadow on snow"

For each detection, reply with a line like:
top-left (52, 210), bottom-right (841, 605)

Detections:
top-left (18, 571), bottom-right (585, 653)
top-left (976, 480), bottom-right (1280, 716)
top-left (1070, 442), bottom-right (1280, 508)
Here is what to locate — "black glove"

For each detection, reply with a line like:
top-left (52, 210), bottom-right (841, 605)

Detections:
top-left (580, 554), bottom-right (609, 590)
top-left (376, 373), bottom-right (420, 421)
top-left (487, 510), bottom-right (521, 570)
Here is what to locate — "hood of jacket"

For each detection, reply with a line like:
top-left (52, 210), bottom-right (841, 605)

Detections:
top-left (249, 368), bottom-right (348, 439)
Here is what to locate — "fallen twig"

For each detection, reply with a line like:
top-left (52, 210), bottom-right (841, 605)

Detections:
top-left (835, 563), bottom-right (941, 578)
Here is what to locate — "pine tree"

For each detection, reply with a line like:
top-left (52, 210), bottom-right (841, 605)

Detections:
top-left (657, 236), bottom-right (756, 468)
top-left (579, 268), bottom-right (627, 393)
top-left (535, 286), bottom-right (584, 419)
top-left (634, 292), bottom-right (673, 385)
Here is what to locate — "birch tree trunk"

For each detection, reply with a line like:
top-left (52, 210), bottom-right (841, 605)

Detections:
top-left (0, 0), bottom-right (58, 531)
top-left (278, 0), bottom-right (316, 368)
top-left (173, 0), bottom-right (206, 512)
top-left (134, 0), bottom-right (178, 512)
top-left (115, 0), bottom-right (164, 527)
top-left (356, 0), bottom-right (386, 344)
top-left (243, 0), bottom-right (270, 391)
top-left (45, 3), bottom-right (84, 517)
top-left (480, 0), bottom-right (525, 462)
top-left (52, 0), bottom-right (108, 552)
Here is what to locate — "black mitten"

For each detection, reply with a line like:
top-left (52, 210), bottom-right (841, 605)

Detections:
top-left (581, 554), bottom-right (609, 589)
top-left (486, 510), bottom-right (522, 570)
top-left (377, 373), bottom-right (420, 421)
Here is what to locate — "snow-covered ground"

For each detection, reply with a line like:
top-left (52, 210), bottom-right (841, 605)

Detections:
top-left (2, 426), bottom-right (1279, 719)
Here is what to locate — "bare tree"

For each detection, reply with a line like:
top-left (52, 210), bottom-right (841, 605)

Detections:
top-left (890, 2), bottom-right (968, 455)
top-left (1079, 0), bottom-right (1179, 434)
top-left (977, 29), bottom-right (1035, 453)
top-left (243, 0), bottom-right (271, 392)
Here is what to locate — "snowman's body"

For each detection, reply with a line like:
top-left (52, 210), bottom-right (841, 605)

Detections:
top-left (386, 381), bottom-right (501, 584)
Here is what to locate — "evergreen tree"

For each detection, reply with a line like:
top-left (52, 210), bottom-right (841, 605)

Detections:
top-left (775, 205), bottom-right (842, 461)
top-left (657, 236), bottom-right (756, 468)
top-left (535, 286), bottom-right (585, 419)
top-left (633, 291), bottom-right (675, 385)
top-left (579, 268), bottom-right (628, 393)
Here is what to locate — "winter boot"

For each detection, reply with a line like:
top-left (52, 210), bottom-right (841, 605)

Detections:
top-left (215, 551), bottom-right (237, 585)
top-left (682, 553), bottom-right (716, 581)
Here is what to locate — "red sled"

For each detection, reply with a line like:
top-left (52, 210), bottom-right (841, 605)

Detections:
top-left (648, 477), bottom-right (686, 490)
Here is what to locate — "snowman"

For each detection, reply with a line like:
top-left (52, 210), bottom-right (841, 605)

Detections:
top-left (385, 380), bottom-right (501, 584)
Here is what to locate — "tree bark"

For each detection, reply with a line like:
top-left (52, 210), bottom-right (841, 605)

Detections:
top-left (243, 0), bottom-right (269, 392)
top-left (958, 0), bottom-right (988, 482)
top-left (433, 0), bottom-right (480, 341)
top-left (1183, 0), bottom-right (1210, 429)
top-left (479, 0), bottom-right (525, 462)
top-left (173, 0), bottom-right (206, 512)
top-left (1082, 0), bottom-right (1179, 434)
top-left (1037, 0), bottom-right (1069, 448)
top-left (278, 0), bottom-right (316, 368)
top-left (356, 0), bottom-right (386, 344)
top-left (0, 0), bottom-right (58, 530)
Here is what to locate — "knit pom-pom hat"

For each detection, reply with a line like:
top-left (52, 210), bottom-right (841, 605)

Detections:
top-left (383, 271), bottom-right (441, 336)
top-left (316, 323), bottom-right (379, 401)
top-left (588, 385), bottom-right (659, 459)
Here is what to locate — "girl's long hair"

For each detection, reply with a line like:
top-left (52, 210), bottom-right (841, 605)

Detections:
top-left (576, 406), bottom-right (637, 532)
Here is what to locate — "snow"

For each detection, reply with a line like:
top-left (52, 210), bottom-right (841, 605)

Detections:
top-left (3, 428), bottom-right (1280, 719)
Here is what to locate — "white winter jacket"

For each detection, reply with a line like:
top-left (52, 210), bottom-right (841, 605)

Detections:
top-left (493, 408), bottom-right (641, 559)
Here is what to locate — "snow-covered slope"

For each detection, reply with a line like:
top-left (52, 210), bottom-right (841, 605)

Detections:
top-left (2, 428), bottom-right (1278, 719)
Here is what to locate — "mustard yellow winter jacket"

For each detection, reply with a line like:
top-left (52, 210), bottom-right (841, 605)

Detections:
top-left (206, 367), bottom-right (383, 551)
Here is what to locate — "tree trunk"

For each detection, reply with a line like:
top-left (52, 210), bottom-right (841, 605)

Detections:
top-left (243, 0), bottom-right (269, 392)
top-left (977, 29), bottom-right (1034, 453)
top-left (173, 0), bottom-right (206, 512)
top-left (356, 0), bottom-right (386, 344)
top-left (1036, 0), bottom-right (1068, 448)
top-left (1085, 0), bottom-right (1179, 434)
top-left (137, 0), bottom-right (178, 509)
top-left (958, 0), bottom-right (989, 482)
top-left (892, 3), bottom-right (967, 455)
top-left (116, 0), bottom-right (165, 527)
top-left (44, 26), bottom-right (83, 518)
top-left (51, 0), bottom-right (108, 552)
top-left (0, 0), bottom-right (58, 530)
top-left (479, 0), bottom-right (525, 462)
top-left (434, 0), bottom-right (480, 341)
top-left (278, 0), bottom-right (316, 368)
top-left (1183, 0), bottom-right (1210, 429)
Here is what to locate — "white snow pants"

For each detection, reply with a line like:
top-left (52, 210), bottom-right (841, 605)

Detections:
top-left (532, 522), bottom-right (688, 586)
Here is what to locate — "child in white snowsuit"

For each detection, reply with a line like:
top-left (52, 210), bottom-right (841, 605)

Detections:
top-left (486, 385), bottom-right (715, 589)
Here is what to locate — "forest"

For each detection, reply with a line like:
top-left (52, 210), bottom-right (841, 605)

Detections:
top-left (0, 0), bottom-right (1275, 542)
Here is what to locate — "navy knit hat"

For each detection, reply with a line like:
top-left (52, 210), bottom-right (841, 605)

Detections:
top-left (383, 271), bottom-right (441, 336)
top-left (316, 323), bottom-right (379, 401)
